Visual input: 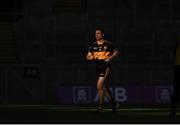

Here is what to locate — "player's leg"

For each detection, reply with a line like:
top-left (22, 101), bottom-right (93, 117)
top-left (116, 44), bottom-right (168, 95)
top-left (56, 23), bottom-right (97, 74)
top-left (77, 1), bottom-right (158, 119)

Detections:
top-left (96, 76), bottom-right (106, 112)
top-left (104, 67), bottom-right (119, 111)
top-left (170, 66), bottom-right (180, 116)
top-left (170, 87), bottom-right (178, 116)
top-left (103, 67), bottom-right (114, 102)
top-left (170, 83), bottom-right (179, 116)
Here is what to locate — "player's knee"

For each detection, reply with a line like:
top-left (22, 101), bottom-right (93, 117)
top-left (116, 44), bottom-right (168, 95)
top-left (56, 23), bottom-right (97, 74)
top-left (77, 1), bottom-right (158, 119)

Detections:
top-left (97, 85), bottom-right (103, 91)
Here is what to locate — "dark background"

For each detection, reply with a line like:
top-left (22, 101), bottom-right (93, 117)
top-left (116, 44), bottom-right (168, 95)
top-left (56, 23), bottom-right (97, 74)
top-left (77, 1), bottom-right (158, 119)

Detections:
top-left (0, 0), bottom-right (179, 105)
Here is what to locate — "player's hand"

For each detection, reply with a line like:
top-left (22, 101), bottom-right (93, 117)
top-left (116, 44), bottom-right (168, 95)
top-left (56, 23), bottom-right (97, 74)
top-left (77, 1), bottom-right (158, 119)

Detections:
top-left (87, 55), bottom-right (94, 60)
top-left (86, 52), bottom-right (94, 60)
top-left (104, 57), bottom-right (111, 62)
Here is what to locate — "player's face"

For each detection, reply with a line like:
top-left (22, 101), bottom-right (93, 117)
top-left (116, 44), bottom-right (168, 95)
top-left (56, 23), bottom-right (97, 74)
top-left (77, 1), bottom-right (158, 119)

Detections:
top-left (95, 30), bottom-right (104, 40)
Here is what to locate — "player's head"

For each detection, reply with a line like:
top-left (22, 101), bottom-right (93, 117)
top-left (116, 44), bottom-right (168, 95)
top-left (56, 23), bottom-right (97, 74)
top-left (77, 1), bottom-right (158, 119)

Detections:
top-left (95, 27), bottom-right (104, 41)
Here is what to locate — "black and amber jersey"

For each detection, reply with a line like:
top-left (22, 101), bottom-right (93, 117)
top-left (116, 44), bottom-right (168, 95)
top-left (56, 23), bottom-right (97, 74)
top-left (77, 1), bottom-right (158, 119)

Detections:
top-left (88, 40), bottom-right (117, 60)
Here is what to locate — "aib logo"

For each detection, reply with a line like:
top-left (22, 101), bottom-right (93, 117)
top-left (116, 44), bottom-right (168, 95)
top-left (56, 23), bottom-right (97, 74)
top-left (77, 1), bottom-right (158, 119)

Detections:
top-left (73, 86), bottom-right (91, 103)
top-left (156, 86), bottom-right (173, 103)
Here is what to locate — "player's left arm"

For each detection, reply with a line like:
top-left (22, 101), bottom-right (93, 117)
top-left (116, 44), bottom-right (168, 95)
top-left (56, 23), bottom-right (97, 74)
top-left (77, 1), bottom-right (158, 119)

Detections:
top-left (105, 49), bottom-right (119, 62)
top-left (105, 42), bottom-right (120, 62)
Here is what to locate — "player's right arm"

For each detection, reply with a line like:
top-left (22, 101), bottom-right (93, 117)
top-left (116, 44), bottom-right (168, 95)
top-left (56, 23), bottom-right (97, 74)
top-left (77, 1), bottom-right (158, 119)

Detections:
top-left (86, 52), bottom-right (94, 60)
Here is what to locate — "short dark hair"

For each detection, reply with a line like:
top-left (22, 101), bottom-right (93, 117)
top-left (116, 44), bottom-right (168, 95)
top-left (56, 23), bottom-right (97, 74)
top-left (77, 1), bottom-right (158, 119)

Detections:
top-left (95, 27), bottom-right (104, 34)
